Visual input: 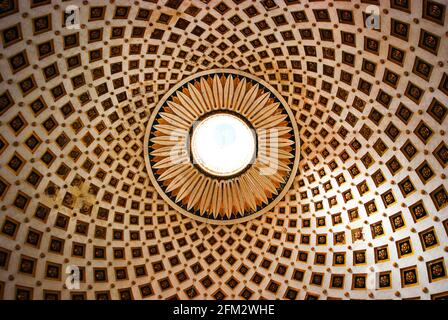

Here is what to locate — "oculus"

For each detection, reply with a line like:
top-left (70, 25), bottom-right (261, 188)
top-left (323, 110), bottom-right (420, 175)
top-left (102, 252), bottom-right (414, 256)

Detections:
top-left (144, 69), bottom-right (299, 224)
top-left (190, 113), bottom-right (256, 177)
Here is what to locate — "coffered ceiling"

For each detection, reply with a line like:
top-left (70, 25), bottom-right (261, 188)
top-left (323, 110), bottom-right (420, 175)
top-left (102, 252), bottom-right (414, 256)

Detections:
top-left (0, 0), bottom-right (447, 300)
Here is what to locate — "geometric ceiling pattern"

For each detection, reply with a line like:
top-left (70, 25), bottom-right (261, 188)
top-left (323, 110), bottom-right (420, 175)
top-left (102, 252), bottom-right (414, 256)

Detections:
top-left (0, 0), bottom-right (447, 300)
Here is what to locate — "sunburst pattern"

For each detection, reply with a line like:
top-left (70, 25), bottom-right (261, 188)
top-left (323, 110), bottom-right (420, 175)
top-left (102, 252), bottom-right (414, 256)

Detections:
top-left (144, 70), bottom-right (300, 223)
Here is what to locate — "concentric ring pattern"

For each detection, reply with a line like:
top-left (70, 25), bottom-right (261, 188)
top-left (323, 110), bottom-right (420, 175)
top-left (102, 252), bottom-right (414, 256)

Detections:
top-left (144, 70), bottom-right (299, 224)
top-left (0, 0), bottom-right (447, 300)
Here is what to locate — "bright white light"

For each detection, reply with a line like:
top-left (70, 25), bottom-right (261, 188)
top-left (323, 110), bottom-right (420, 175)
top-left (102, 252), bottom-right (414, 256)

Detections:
top-left (191, 113), bottom-right (256, 176)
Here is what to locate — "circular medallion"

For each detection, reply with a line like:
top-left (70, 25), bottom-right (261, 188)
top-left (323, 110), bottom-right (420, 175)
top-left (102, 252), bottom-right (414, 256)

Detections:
top-left (144, 69), bottom-right (300, 224)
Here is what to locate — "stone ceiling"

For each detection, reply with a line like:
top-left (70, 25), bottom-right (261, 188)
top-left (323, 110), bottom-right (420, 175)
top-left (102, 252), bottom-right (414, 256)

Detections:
top-left (0, 0), bottom-right (447, 300)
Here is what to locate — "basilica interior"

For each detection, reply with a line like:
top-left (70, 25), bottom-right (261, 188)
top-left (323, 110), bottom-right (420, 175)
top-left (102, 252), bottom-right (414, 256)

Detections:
top-left (0, 0), bottom-right (447, 300)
